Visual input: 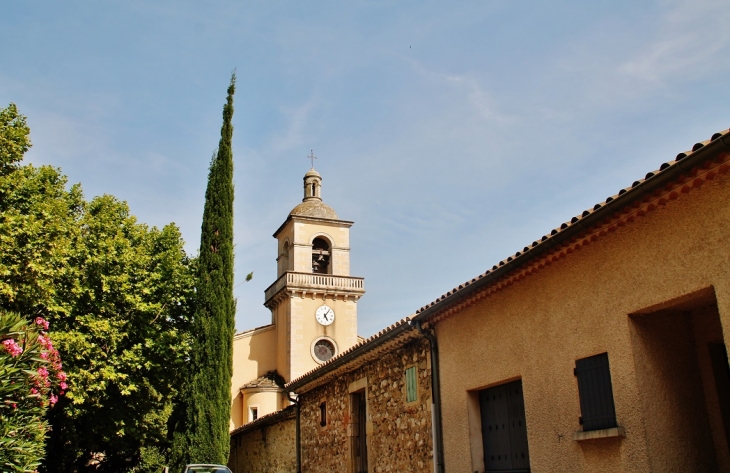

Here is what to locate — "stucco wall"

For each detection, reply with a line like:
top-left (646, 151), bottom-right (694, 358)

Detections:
top-left (231, 325), bottom-right (278, 430)
top-left (299, 338), bottom-right (434, 472)
top-left (288, 295), bottom-right (360, 381)
top-left (228, 412), bottom-right (296, 473)
top-left (436, 172), bottom-right (730, 472)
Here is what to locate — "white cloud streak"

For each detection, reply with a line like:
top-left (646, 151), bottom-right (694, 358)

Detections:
top-left (619, 0), bottom-right (730, 83)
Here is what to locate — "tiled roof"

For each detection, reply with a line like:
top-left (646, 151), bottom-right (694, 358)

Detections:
top-left (412, 128), bottom-right (730, 324)
top-left (229, 405), bottom-right (296, 437)
top-left (240, 370), bottom-right (285, 390)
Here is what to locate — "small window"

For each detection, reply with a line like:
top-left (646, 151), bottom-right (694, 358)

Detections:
top-left (574, 352), bottom-right (617, 431)
top-left (250, 407), bottom-right (258, 422)
top-left (405, 366), bottom-right (418, 403)
top-left (320, 402), bottom-right (327, 426)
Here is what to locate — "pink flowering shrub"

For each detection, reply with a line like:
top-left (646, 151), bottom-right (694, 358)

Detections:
top-left (0, 312), bottom-right (67, 471)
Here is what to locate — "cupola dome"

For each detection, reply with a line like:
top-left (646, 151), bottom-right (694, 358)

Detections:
top-left (289, 168), bottom-right (339, 219)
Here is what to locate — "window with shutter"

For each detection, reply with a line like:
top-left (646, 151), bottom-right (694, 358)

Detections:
top-left (405, 366), bottom-right (418, 403)
top-left (574, 352), bottom-right (617, 431)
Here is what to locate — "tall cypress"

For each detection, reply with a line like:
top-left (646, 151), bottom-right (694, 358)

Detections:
top-left (171, 74), bottom-right (236, 468)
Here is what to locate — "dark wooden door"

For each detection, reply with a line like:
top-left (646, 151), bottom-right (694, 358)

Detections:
top-left (479, 380), bottom-right (530, 472)
top-left (352, 391), bottom-right (368, 473)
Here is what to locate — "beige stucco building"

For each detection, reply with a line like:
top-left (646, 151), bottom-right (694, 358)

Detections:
top-left (229, 127), bottom-right (730, 473)
top-left (408, 127), bottom-right (730, 472)
top-left (230, 168), bottom-right (365, 430)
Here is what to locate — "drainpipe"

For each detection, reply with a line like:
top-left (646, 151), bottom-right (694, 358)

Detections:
top-left (409, 320), bottom-right (445, 473)
top-left (287, 391), bottom-right (301, 473)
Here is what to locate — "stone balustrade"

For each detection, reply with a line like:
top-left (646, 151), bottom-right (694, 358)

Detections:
top-left (264, 272), bottom-right (365, 305)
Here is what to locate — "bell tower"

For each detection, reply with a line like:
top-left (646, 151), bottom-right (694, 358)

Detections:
top-left (265, 167), bottom-right (365, 382)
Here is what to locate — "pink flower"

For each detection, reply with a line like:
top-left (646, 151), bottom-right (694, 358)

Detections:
top-left (40, 351), bottom-right (49, 360)
top-left (12, 403), bottom-right (17, 409)
top-left (30, 387), bottom-right (38, 394)
top-left (37, 334), bottom-right (54, 350)
top-left (35, 317), bottom-right (50, 331)
top-left (2, 339), bottom-right (23, 357)
top-left (57, 372), bottom-right (67, 382)
top-left (37, 367), bottom-right (49, 378)
top-left (49, 394), bottom-right (58, 406)
top-left (60, 382), bottom-right (68, 391)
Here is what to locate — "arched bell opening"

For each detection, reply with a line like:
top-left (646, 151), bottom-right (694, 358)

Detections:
top-left (312, 237), bottom-right (331, 274)
top-left (278, 240), bottom-right (291, 276)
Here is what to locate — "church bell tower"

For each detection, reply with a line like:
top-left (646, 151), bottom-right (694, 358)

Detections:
top-left (264, 166), bottom-right (365, 382)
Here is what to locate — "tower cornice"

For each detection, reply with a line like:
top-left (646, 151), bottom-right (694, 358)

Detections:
top-left (272, 215), bottom-right (353, 238)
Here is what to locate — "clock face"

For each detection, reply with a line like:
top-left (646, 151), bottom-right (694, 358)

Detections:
top-left (315, 305), bottom-right (335, 326)
top-left (312, 338), bottom-right (336, 362)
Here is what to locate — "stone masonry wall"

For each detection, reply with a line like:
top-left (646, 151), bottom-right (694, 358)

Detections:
top-left (228, 409), bottom-right (295, 473)
top-left (299, 338), bottom-right (433, 472)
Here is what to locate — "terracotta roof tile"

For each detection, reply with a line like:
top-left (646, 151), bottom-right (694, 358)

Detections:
top-left (229, 405), bottom-right (296, 436)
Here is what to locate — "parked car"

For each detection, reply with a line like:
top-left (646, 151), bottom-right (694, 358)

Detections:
top-left (182, 465), bottom-right (232, 473)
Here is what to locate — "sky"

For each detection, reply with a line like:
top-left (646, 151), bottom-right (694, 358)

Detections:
top-left (1, 0), bottom-right (728, 337)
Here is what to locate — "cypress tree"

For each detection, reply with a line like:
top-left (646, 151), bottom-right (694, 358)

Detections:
top-left (171, 74), bottom-right (236, 468)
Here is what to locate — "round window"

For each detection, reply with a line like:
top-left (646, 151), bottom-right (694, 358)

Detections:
top-left (312, 338), bottom-right (336, 363)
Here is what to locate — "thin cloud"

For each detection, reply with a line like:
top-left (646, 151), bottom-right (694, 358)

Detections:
top-left (267, 96), bottom-right (319, 154)
top-left (407, 58), bottom-right (514, 124)
top-left (618, 0), bottom-right (730, 83)
top-left (445, 74), bottom-right (514, 123)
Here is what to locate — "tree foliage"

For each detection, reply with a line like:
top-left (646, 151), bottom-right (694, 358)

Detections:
top-left (170, 74), bottom-right (236, 469)
top-left (0, 103), bottom-right (197, 472)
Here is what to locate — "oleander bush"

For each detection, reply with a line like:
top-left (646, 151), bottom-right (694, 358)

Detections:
top-left (0, 312), bottom-right (66, 472)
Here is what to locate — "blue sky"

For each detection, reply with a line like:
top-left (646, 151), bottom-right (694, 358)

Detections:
top-left (2, 0), bottom-right (728, 336)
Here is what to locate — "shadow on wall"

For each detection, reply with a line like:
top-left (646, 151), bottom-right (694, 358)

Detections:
top-left (629, 286), bottom-right (730, 473)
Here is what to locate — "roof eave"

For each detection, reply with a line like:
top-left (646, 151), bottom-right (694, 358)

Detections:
top-left (272, 214), bottom-right (354, 238)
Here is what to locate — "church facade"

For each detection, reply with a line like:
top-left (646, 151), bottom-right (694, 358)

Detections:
top-left (230, 167), bottom-right (365, 430)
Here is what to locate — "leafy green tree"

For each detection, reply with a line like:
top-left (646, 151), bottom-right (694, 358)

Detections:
top-left (0, 103), bottom-right (197, 471)
top-left (44, 196), bottom-right (196, 472)
top-left (0, 103), bottom-right (32, 172)
top-left (171, 74), bottom-right (236, 469)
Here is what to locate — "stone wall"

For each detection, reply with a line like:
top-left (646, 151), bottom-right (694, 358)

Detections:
top-left (299, 338), bottom-right (433, 472)
top-left (228, 406), bottom-right (296, 473)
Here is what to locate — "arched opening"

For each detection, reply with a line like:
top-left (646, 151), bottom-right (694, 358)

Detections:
top-left (279, 241), bottom-right (290, 276)
top-left (312, 237), bottom-right (331, 274)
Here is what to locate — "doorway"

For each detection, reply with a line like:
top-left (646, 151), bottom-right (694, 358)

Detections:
top-left (479, 379), bottom-right (530, 472)
top-left (351, 390), bottom-right (368, 473)
top-left (630, 288), bottom-right (730, 471)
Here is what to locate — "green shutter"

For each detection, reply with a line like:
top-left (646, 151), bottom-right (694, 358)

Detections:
top-left (405, 366), bottom-right (418, 403)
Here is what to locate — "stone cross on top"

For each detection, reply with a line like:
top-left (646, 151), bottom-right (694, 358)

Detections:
top-left (307, 149), bottom-right (317, 168)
